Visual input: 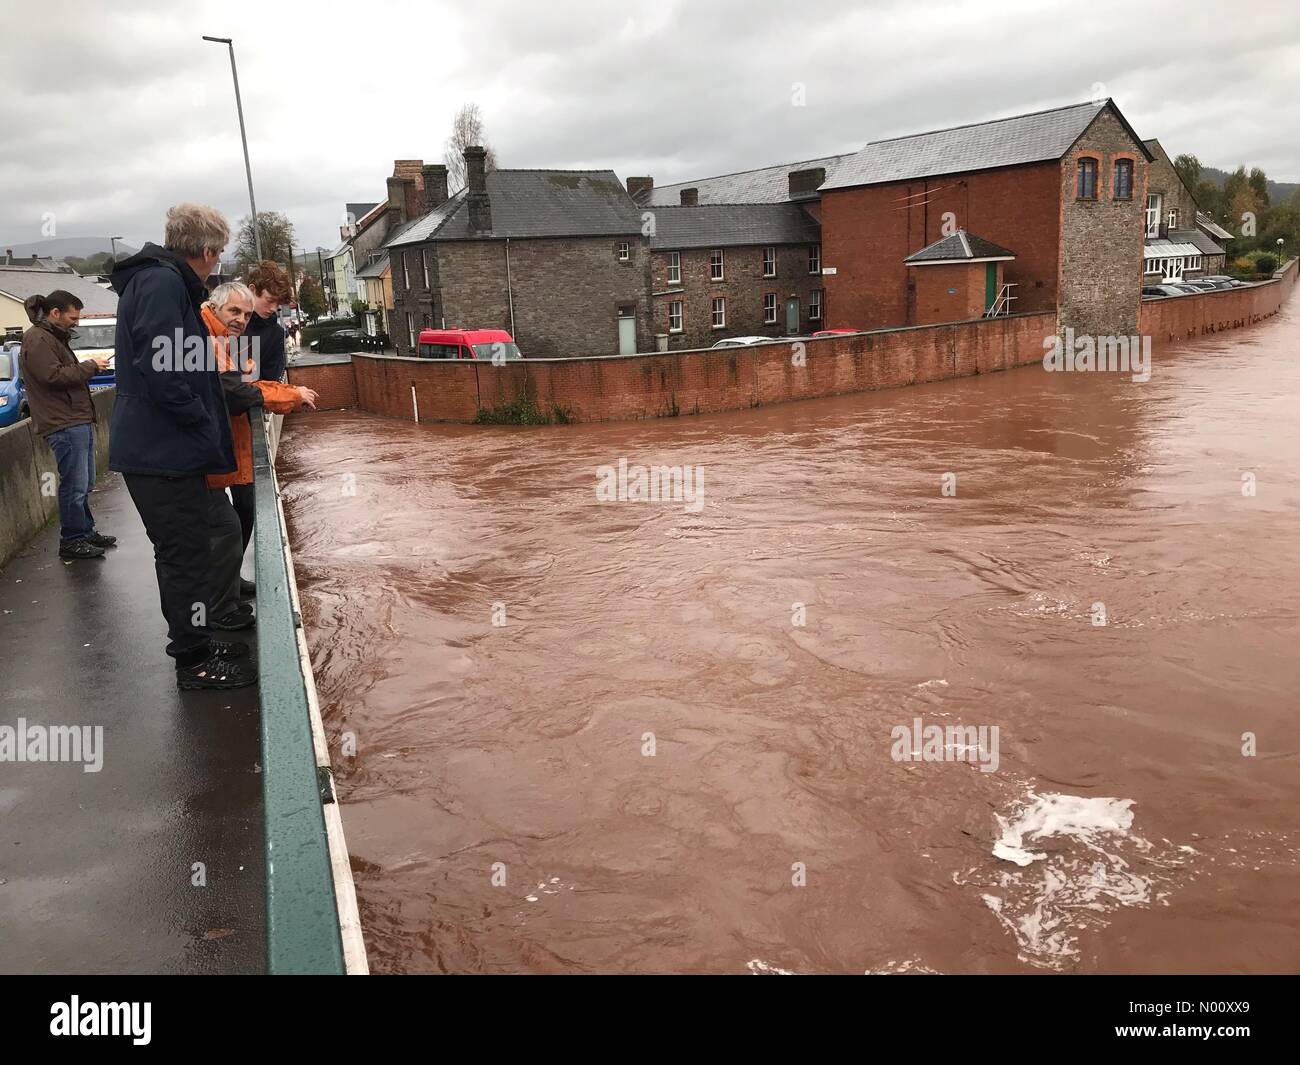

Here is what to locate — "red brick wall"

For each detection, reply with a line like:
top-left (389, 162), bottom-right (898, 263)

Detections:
top-left (820, 162), bottom-right (1061, 330)
top-left (287, 361), bottom-right (356, 410)
top-left (910, 261), bottom-right (1000, 325)
top-left (296, 312), bottom-right (1055, 424)
top-left (1139, 260), bottom-right (1296, 345)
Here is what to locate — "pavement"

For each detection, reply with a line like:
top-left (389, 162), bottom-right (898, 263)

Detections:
top-left (0, 472), bottom-right (266, 974)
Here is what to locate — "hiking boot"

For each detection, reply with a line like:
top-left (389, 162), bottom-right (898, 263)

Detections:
top-left (177, 652), bottom-right (258, 690)
top-left (239, 577), bottom-right (256, 598)
top-left (210, 639), bottom-right (251, 659)
top-left (210, 607), bottom-right (255, 631)
top-left (86, 532), bottom-right (118, 548)
top-left (59, 538), bottom-right (105, 560)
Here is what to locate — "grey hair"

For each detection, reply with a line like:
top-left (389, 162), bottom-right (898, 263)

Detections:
top-left (164, 202), bottom-right (231, 258)
top-left (207, 281), bottom-right (254, 310)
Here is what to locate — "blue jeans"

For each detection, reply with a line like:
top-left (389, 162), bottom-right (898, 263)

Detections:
top-left (46, 423), bottom-right (96, 542)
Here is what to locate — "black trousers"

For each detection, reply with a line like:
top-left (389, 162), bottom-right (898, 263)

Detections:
top-left (208, 488), bottom-right (244, 622)
top-left (123, 473), bottom-right (212, 667)
top-left (230, 481), bottom-right (255, 554)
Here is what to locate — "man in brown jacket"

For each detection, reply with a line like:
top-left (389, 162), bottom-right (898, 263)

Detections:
top-left (20, 290), bottom-right (115, 559)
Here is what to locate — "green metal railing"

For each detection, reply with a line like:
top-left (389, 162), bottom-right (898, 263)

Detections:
top-left (251, 410), bottom-right (346, 974)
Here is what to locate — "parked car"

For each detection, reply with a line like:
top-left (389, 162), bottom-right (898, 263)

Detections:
top-left (416, 328), bottom-right (523, 361)
top-left (1142, 284), bottom-right (1188, 297)
top-left (709, 336), bottom-right (774, 349)
top-left (0, 342), bottom-right (27, 428)
top-left (69, 314), bottom-right (117, 388)
top-left (1181, 279), bottom-right (1229, 292)
top-left (1166, 282), bottom-right (1204, 295)
top-left (310, 329), bottom-right (387, 354)
top-left (1204, 275), bottom-right (1250, 288)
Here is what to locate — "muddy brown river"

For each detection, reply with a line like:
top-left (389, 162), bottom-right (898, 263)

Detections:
top-left (281, 310), bottom-right (1300, 975)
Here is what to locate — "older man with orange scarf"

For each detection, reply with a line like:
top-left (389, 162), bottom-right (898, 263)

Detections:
top-left (201, 281), bottom-right (317, 631)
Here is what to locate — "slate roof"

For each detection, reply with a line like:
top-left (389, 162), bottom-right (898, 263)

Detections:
top-left (1170, 227), bottom-right (1225, 256)
top-left (0, 269), bottom-right (118, 314)
top-left (356, 252), bottom-right (390, 279)
top-left (1197, 212), bottom-right (1235, 241)
top-left (645, 154), bottom-right (850, 207)
top-left (823, 100), bottom-right (1149, 190)
top-left (649, 204), bottom-right (820, 250)
top-left (904, 231), bottom-right (1016, 264)
top-left (345, 202), bottom-right (380, 225)
top-left (386, 170), bottom-right (643, 247)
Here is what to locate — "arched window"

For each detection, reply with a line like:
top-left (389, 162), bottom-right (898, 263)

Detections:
top-left (1077, 158), bottom-right (1098, 200)
top-left (1113, 159), bottom-right (1133, 200)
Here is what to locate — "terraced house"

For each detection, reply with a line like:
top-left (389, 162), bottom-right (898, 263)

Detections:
top-left (1140, 138), bottom-right (1230, 283)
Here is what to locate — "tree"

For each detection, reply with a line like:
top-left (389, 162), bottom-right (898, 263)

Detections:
top-left (444, 102), bottom-right (499, 193)
top-left (1248, 167), bottom-right (1270, 209)
top-left (234, 210), bottom-right (297, 276)
top-left (1193, 178), bottom-right (1224, 221)
top-left (298, 274), bottom-right (326, 321)
top-left (1173, 153), bottom-right (1202, 189)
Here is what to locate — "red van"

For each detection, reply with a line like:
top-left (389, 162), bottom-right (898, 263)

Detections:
top-left (416, 328), bottom-right (523, 361)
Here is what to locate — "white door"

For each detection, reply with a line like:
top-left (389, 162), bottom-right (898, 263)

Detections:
top-left (617, 311), bottom-right (636, 355)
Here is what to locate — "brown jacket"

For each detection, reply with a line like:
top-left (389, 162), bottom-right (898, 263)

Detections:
top-left (20, 320), bottom-right (97, 437)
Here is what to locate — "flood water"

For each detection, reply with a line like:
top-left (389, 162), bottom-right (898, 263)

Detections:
top-left (280, 309), bottom-right (1300, 974)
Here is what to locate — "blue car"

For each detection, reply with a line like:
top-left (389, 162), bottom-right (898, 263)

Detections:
top-left (0, 342), bottom-right (27, 428)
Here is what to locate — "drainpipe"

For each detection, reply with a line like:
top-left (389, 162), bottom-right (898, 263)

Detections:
top-left (504, 238), bottom-right (516, 338)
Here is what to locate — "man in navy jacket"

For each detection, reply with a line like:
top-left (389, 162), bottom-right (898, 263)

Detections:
top-left (109, 203), bottom-right (255, 690)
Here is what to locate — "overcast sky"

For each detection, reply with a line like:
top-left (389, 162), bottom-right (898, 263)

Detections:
top-left (3, 0), bottom-right (1297, 255)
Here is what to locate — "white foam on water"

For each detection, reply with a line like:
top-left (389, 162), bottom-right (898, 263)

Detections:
top-left (746, 959), bottom-right (795, 975)
top-left (866, 958), bottom-right (941, 975)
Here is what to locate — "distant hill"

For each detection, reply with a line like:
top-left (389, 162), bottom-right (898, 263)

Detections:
top-left (0, 236), bottom-right (140, 260)
top-left (1201, 166), bottom-right (1299, 205)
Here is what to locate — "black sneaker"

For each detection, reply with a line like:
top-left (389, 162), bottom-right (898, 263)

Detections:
top-left (59, 539), bottom-right (105, 560)
top-left (239, 577), bottom-right (256, 598)
top-left (209, 608), bottom-right (255, 631)
top-left (210, 639), bottom-right (251, 659)
top-left (86, 532), bottom-right (118, 548)
top-left (177, 652), bottom-right (258, 690)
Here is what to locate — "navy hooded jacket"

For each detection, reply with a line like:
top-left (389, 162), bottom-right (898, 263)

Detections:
top-left (244, 306), bottom-right (286, 383)
top-left (108, 244), bottom-right (236, 477)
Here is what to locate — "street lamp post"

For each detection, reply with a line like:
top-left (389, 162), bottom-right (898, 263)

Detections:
top-left (202, 35), bottom-right (261, 261)
top-left (109, 235), bottom-right (122, 263)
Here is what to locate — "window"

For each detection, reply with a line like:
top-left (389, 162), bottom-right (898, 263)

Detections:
top-left (1187, 254), bottom-right (1201, 271)
top-left (1113, 159), bottom-right (1133, 200)
top-left (617, 242), bottom-right (630, 261)
top-left (763, 292), bottom-right (777, 324)
top-left (406, 312), bottom-right (416, 349)
top-left (763, 247), bottom-right (776, 277)
top-left (1144, 257), bottom-right (1160, 276)
top-left (1167, 208), bottom-right (1179, 230)
top-left (710, 249), bottom-right (724, 280)
top-left (1145, 194), bottom-right (1162, 238)
top-left (667, 251), bottom-right (681, 284)
top-left (421, 250), bottom-right (429, 288)
top-left (669, 300), bottom-right (683, 333)
top-left (809, 290), bottom-right (823, 321)
top-left (711, 297), bottom-right (726, 328)
top-left (809, 244), bottom-right (821, 273)
top-left (404, 251), bottom-right (412, 290)
top-left (1161, 256), bottom-right (1184, 282)
top-left (1076, 158), bottom-right (1098, 200)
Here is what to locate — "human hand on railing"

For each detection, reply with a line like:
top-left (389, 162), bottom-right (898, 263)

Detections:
top-left (295, 386), bottom-right (319, 411)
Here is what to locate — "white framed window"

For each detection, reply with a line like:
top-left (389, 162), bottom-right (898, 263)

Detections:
top-left (763, 292), bottom-right (777, 324)
top-left (1167, 208), bottom-right (1179, 230)
top-left (421, 250), bottom-right (429, 288)
top-left (809, 244), bottom-right (821, 274)
top-left (667, 251), bottom-right (681, 284)
top-left (1161, 256), bottom-right (1184, 282)
top-left (809, 290), bottom-right (823, 321)
top-left (1187, 254), bottom-right (1201, 271)
top-left (1144, 257), bottom-right (1160, 276)
top-left (763, 247), bottom-right (776, 277)
top-left (1145, 194), bottom-right (1162, 238)
top-left (618, 241), bottom-right (630, 261)
top-left (407, 312), bottom-right (416, 349)
top-left (710, 249), bottom-right (724, 281)
top-left (668, 300), bottom-right (683, 333)
top-left (404, 251), bottom-right (412, 290)
top-left (711, 297), bottom-right (726, 328)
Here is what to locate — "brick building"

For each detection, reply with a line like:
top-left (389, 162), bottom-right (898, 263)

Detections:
top-left (1140, 138), bottom-right (1228, 282)
top-left (386, 147), bottom-right (650, 358)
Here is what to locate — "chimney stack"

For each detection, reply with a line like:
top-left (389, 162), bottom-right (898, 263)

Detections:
top-left (423, 163), bottom-right (449, 209)
top-left (626, 176), bottom-right (653, 203)
top-left (465, 146), bottom-right (492, 231)
top-left (679, 187), bottom-right (698, 206)
top-left (386, 176), bottom-right (408, 233)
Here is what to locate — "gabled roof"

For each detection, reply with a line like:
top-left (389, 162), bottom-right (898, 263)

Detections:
top-left (0, 269), bottom-right (118, 314)
top-left (1197, 212), bottom-right (1235, 241)
top-left (386, 170), bottom-right (643, 246)
top-left (649, 203), bottom-right (820, 250)
top-left (904, 230), bottom-right (1016, 264)
top-left (345, 202), bottom-right (380, 224)
top-left (356, 252), bottom-right (390, 279)
top-left (646, 154), bottom-right (850, 207)
top-left (823, 100), bottom-right (1151, 191)
top-left (1170, 227), bottom-right (1225, 257)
